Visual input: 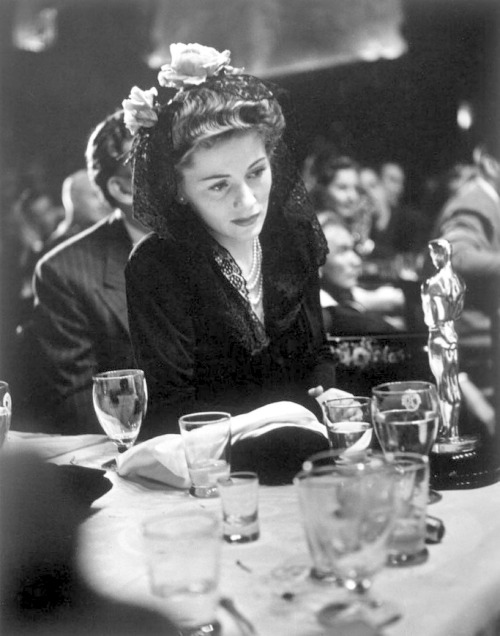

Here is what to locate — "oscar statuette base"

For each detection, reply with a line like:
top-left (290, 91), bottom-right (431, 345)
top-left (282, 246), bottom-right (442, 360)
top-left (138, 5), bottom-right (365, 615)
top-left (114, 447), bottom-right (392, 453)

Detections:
top-left (430, 435), bottom-right (497, 489)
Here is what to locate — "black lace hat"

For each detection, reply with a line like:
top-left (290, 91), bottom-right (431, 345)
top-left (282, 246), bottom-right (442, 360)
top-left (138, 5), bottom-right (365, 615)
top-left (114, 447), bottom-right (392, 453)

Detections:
top-left (123, 43), bottom-right (326, 262)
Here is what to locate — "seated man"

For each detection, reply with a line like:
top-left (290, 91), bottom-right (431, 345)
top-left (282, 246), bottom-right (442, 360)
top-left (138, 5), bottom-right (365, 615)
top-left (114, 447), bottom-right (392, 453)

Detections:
top-left (319, 217), bottom-right (405, 336)
top-left (45, 168), bottom-right (113, 251)
top-left (17, 111), bottom-right (148, 433)
top-left (431, 148), bottom-right (500, 338)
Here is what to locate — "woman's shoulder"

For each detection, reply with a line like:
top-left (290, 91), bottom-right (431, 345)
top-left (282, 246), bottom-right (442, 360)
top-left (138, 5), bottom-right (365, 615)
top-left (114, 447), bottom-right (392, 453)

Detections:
top-left (129, 232), bottom-right (185, 267)
top-left (126, 232), bottom-right (193, 288)
top-left (130, 231), bottom-right (169, 257)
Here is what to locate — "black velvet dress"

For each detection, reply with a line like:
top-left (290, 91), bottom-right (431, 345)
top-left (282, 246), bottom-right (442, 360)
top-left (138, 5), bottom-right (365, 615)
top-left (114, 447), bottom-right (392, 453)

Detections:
top-left (126, 209), bottom-right (336, 438)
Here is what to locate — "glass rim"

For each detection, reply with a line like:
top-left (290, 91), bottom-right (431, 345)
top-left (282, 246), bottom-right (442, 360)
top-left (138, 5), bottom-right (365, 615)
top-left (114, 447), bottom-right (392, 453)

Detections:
top-left (303, 447), bottom-right (381, 464)
top-left (323, 395), bottom-right (372, 406)
top-left (294, 454), bottom-right (392, 484)
top-left (179, 411), bottom-right (231, 425)
top-left (217, 471), bottom-right (259, 485)
top-left (372, 380), bottom-right (436, 395)
top-left (142, 511), bottom-right (219, 538)
top-left (386, 451), bottom-right (429, 466)
top-left (92, 369), bottom-right (144, 381)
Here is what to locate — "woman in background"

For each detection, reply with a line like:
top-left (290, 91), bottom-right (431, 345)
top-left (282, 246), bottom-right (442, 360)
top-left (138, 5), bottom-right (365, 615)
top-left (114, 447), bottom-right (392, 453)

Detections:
top-left (123, 44), bottom-right (339, 435)
top-left (309, 154), bottom-right (375, 256)
top-left (320, 217), bottom-right (404, 335)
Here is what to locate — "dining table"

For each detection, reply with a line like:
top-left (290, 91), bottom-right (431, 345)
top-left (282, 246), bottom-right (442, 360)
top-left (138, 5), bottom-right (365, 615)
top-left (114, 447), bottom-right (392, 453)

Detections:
top-left (5, 429), bottom-right (500, 636)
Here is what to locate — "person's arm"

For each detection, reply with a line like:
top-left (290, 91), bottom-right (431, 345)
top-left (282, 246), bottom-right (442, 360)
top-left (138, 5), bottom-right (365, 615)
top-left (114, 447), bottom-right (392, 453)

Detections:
top-left (441, 212), bottom-right (500, 277)
top-left (303, 272), bottom-right (337, 391)
top-left (352, 285), bottom-right (405, 314)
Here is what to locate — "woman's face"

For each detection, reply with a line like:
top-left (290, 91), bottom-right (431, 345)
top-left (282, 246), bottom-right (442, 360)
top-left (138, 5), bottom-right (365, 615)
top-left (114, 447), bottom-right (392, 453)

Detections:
top-left (178, 131), bottom-right (272, 251)
top-left (322, 224), bottom-right (362, 289)
top-left (326, 168), bottom-right (360, 220)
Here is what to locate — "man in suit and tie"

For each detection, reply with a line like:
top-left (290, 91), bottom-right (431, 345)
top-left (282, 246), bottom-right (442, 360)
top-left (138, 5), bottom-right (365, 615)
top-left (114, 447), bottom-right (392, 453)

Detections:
top-left (18, 111), bottom-right (148, 433)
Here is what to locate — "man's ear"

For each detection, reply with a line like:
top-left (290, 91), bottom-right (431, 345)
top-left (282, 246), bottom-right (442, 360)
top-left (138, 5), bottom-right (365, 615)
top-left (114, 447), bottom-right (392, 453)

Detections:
top-left (107, 175), bottom-right (133, 206)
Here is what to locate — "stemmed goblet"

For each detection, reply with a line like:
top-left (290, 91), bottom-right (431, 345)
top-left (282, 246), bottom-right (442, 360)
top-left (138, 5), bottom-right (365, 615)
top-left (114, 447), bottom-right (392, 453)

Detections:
top-left (297, 455), bottom-right (400, 629)
top-left (371, 380), bottom-right (441, 503)
top-left (92, 369), bottom-right (147, 460)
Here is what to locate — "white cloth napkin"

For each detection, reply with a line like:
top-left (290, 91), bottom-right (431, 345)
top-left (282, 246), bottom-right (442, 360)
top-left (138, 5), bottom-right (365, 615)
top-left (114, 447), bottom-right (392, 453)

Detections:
top-left (117, 401), bottom-right (327, 488)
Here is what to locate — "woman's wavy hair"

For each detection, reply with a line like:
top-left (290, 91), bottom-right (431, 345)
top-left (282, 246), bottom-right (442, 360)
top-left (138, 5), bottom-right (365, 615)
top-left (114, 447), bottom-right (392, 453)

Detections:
top-left (172, 87), bottom-right (285, 170)
top-left (131, 73), bottom-right (293, 238)
top-left (309, 155), bottom-right (361, 212)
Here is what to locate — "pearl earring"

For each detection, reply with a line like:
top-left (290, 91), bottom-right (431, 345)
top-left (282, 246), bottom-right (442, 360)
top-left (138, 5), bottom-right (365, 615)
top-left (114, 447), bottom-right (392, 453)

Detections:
top-left (179, 195), bottom-right (186, 204)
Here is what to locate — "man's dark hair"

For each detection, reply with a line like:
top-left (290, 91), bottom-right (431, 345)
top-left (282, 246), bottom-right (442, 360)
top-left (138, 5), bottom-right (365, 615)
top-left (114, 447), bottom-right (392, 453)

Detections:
top-left (86, 110), bottom-right (131, 208)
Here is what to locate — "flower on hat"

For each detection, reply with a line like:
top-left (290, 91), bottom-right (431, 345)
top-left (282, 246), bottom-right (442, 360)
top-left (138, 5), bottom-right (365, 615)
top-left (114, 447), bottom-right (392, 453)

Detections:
top-left (122, 86), bottom-right (158, 135)
top-left (158, 43), bottom-right (237, 89)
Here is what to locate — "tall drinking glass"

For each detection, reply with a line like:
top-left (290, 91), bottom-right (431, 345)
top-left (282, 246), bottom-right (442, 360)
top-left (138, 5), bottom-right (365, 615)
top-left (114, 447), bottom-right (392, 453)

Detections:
top-left (0, 381), bottom-right (12, 449)
top-left (386, 452), bottom-right (430, 566)
top-left (143, 511), bottom-right (221, 635)
top-left (371, 380), bottom-right (440, 502)
top-left (179, 412), bottom-right (231, 498)
top-left (92, 369), bottom-right (147, 453)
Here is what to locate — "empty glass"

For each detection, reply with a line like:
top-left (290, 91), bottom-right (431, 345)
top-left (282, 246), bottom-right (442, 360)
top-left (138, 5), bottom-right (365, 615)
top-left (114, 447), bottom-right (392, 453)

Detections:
top-left (179, 412), bottom-right (231, 498)
top-left (296, 454), bottom-right (400, 629)
top-left (143, 511), bottom-right (221, 635)
top-left (387, 452), bottom-right (430, 567)
top-left (217, 471), bottom-right (260, 543)
top-left (92, 369), bottom-right (147, 453)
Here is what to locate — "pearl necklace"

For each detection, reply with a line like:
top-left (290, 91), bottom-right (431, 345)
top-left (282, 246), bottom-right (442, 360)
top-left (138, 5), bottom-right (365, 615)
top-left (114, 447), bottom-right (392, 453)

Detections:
top-left (246, 238), bottom-right (263, 309)
top-left (246, 238), bottom-right (260, 288)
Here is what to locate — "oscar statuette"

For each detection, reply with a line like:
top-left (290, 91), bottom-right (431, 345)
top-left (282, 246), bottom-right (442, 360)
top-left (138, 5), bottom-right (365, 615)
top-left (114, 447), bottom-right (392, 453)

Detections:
top-left (422, 239), bottom-right (494, 488)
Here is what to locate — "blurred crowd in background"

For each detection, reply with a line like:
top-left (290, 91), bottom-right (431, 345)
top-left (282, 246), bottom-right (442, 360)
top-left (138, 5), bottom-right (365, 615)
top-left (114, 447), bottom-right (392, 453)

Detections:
top-left (0, 136), bottom-right (483, 357)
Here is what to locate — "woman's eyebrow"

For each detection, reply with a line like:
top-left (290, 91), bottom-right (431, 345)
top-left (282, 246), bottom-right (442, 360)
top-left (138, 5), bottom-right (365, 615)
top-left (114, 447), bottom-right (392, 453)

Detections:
top-left (200, 156), bottom-right (268, 182)
top-left (201, 173), bottom-right (229, 181)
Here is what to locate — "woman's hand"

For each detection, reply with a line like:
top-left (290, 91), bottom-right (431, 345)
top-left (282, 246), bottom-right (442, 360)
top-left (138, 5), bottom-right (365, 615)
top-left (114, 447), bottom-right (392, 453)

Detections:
top-left (307, 386), bottom-right (353, 409)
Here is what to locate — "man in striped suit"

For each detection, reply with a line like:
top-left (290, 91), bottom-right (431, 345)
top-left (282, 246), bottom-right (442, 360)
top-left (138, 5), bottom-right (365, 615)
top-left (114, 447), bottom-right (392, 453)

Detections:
top-left (17, 111), bottom-right (148, 433)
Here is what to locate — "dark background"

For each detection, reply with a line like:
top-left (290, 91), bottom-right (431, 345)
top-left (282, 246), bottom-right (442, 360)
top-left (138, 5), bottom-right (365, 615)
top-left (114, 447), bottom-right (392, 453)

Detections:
top-left (1, 0), bottom-right (500, 205)
top-left (0, 0), bottom-right (499, 382)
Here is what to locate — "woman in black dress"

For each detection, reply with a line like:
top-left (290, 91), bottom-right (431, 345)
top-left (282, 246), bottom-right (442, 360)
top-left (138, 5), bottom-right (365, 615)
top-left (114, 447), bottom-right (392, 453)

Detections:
top-left (123, 43), bottom-right (339, 436)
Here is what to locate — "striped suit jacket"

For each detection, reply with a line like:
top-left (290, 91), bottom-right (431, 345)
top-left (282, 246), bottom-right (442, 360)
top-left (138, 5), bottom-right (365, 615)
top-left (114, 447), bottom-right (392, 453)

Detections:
top-left (21, 211), bottom-right (135, 433)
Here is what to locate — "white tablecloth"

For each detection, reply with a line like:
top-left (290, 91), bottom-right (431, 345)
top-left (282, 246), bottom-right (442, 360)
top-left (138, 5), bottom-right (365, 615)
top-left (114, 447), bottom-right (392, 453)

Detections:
top-left (7, 431), bottom-right (500, 636)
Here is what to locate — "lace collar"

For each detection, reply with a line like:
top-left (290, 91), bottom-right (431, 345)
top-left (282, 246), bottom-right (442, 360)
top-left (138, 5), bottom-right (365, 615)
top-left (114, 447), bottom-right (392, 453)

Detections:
top-left (212, 241), bottom-right (268, 352)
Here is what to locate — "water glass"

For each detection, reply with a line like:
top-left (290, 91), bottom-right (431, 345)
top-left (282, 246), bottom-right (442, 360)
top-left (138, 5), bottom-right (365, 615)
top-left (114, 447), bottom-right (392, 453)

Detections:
top-left (92, 369), bottom-right (147, 452)
top-left (372, 380), bottom-right (440, 503)
top-left (295, 455), bottom-right (400, 628)
top-left (217, 471), bottom-right (259, 543)
top-left (371, 381), bottom-right (440, 455)
top-left (322, 396), bottom-right (372, 453)
top-left (295, 449), bottom-right (389, 582)
top-left (387, 452), bottom-right (429, 567)
top-left (0, 381), bottom-right (12, 449)
top-left (143, 511), bottom-right (221, 635)
top-left (179, 412), bottom-right (231, 498)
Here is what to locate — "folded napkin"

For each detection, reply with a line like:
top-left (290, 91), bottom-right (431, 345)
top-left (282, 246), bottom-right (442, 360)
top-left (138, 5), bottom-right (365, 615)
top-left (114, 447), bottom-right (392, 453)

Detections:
top-left (117, 401), bottom-right (328, 488)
